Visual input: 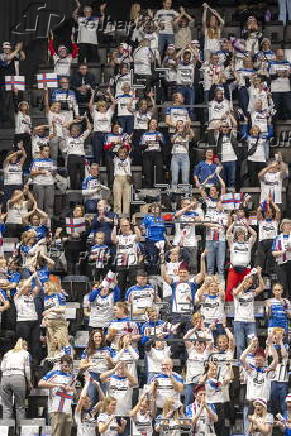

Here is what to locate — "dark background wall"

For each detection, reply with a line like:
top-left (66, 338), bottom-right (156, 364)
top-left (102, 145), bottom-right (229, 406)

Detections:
top-left (0, 0), bottom-right (200, 43)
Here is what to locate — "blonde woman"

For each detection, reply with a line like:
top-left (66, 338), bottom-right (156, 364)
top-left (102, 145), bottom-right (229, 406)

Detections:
top-left (155, 398), bottom-right (185, 436)
top-left (89, 94), bottom-right (115, 164)
top-left (43, 280), bottom-right (68, 358)
top-left (248, 399), bottom-right (273, 436)
top-left (6, 187), bottom-right (35, 238)
top-left (0, 339), bottom-right (31, 424)
top-left (130, 392), bottom-right (154, 436)
top-left (202, 3), bottom-right (224, 61)
top-left (98, 397), bottom-right (127, 436)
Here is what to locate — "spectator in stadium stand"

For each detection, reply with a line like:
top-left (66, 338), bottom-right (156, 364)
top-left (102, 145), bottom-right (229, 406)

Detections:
top-left (73, 1), bottom-right (99, 63)
top-left (38, 355), bottom-right (75, 436)
top-left (272, 219), bottom-right (291, 298)
top-left (0, 339), bottom-right (31, 426)
top-left (155, 0), bottom-right (179, 55)
top-left (71, 64), bottom-right (96, 115)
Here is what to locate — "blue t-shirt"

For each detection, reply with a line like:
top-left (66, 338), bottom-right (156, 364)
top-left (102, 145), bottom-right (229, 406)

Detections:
top-left (142, 215), bottom-right (166, 241)
top-left (194, 161), bottom-right (218, 185)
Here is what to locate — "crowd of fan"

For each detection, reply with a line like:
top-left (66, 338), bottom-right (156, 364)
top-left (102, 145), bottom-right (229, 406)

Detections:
top-left (0, 1), bottom-right (290, 436)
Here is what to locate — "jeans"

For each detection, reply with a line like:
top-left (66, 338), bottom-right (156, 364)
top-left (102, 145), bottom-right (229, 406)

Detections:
top-left (176, 85), bottom-right (196, 119)
top-left (67, 154), bottom-right (85, 190)
top-left (0, 375), bottom-right (26, 424)
top-left (92, 132), bottom-right (105, 164)
top-left (205, 240), bottom-right (226, 276)
top-left (222, 161), bottom-right (236, 187)
top-left (278, 0), bottom-right (291, 24)
top-left (233, 320), bottom-right (257, 358)
top-left (158, 33), bottom-right (175, 55)
top-left (238, 86), bottom-right (249, 115)
top-left (171, 153), bottom-right (190, 186)
top-left (33, 185), bottom-right (54, 217)
top-left (270, 381), bottom-right (288, 416)
top-left (118, 115), bottom-right (134, 134)
top-left (142, 151), bottom-right (164, 187)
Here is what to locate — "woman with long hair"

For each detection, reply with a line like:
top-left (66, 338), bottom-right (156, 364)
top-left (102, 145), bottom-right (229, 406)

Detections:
top-left (130, 392), bottom-right (154, 436)
top-left (113, 334), bottom-right (139, 379)
top-left (80, 329), bottom-right (115, 403)
top-left (98, 397), bottom-right (127, 436)
top-left (155, 398), bottom-right (185, 436)
top-left (202, 3), bottom-right (224, 61)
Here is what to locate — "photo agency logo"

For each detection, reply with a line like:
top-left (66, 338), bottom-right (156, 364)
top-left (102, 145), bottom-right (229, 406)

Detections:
top-left (10, 1), bottom-right (66, 38)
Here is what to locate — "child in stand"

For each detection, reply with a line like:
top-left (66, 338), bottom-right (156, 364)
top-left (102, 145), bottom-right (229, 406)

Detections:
top-left (113, 147), bottom-right (132, 216)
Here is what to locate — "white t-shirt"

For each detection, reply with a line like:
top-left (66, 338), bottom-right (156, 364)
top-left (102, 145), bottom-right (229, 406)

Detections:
top-left (209, 99), bottom-right (230, 122)
top-left (98, 413), bottom-right (120, 436)
top-left (134, 111), bottom-right (152, 130)
top-left (116, 94), bottom-right (134, 117)
top-left (53, 55), bottom-right (72, 77)
top-left (133, 47), bottom-right (153, 76)
top-left (89, 292), bottom-right (115, 328)
top-left (146, 346), bottom-right (171, 374)
top-left (15, 112), bottom-right (31, 135)
top-left (92, 109), bottom-right (113, 133)
top-left (114, 157), bottom-right (131, 177)
top-left (15, 294), bottom-right (38, 322)
top-left (108, 374), bottom-right (132, 416)
top-left (77, 16), bottom-right (99, 45)
top-left (231, 241), bottom-right (252, 267)
top-left (248, 136), bottom-right (267, 163)
top-left (199, 294), bottom-right (225, 324)
top-left (246, 367), bottom-right (275, 402)
top-left (115, 234), bottom-right (139, 266)
top-left (234, 290), bottom-right (255, 322)
top-left (221, 136), bottom-right (237, 163)
top-left (48, 111), bottom-right (67, 137)
top-left (31, 158), bottom-right (55, 185)
top-left (174, 210), bottom-right (204, 247)
top-left (186, 349), bottom-right (208, 384)
top-left (261, 172), bottom-right (283, 204)
top-left (251, 111), bottom-right (268, 134)
top-left (155, 9), bottom-right (179, 34)
top-left (65, 130), bottom-right (90, 156)
top-left (258, 220), bottom-right (278, 241)
top-left (4, 162), bottom-right (23, 186)
top-left (75, 410), bottom-right (97, 436)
